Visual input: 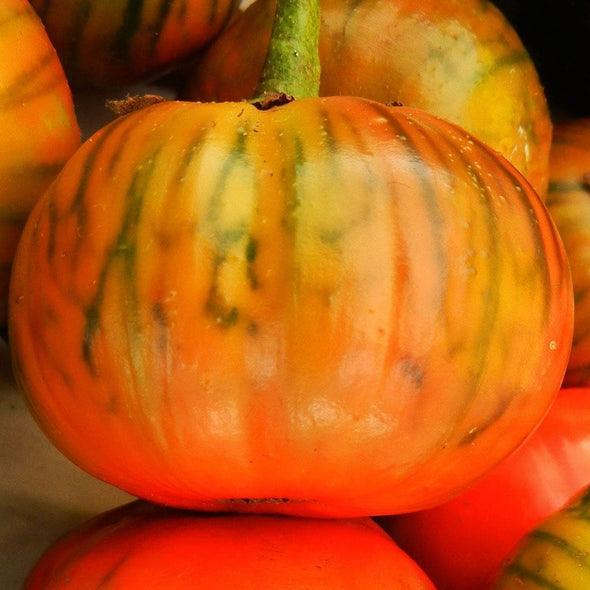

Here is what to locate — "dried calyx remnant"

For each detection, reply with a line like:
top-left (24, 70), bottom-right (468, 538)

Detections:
top-left (252, 92), bottom-right (295, 110)
top-left (106, 94), bottom-right (166, 116)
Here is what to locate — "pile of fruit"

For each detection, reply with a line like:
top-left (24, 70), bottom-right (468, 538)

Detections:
top-left (4, 0), bottom-right (590, 587)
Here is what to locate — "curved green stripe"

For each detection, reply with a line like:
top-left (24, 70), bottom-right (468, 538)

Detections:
top-left (487, 49), bottom-right (531, 75)
top-left (60, 1), bottom-right (92, 74)
top-left (503, 560), bottom-right (564, 589)
top-left (367, 103), bottom-right (448, 286)
top-left (574, 285), bottom-right (590, 307)
top-left (0, 49), bottom-right (60, 110)
top-left (529, 529), bottom-right (590, 566)
top-left (413, 118), bottom-right (506, 445)
top-left (114, 0), bottom-right (145, 59)
top-left (3, 161), bottom-right (68, 189)
top-left (205, 131), bottom-right (247, 228)
top-left (431, 124), bottom-right (501, 357)
top-left (281, 132), bottom-right (304, 233)
top-left (48, 123), bottom-right (121, 267)
top-left (547, 180), bottom-right (587, 195)
top-left (149, 0), bottom-right (175, 56)
top-left (314, 105), bottom-right (377, 244)
top-left (24, 184), bottom-right (77, 392)
top-left (488, 148), bottom-right (556, 322)
top-left (203, 128), bottom-right (249, 328)
top-left (83, 144), bottom-right (161, 370)
top-left (68, 118), bottom-right (148, 369)
top-left (361, 103), bottom-right (449, 405)
top-left (489, 147), bottom-right (558, 326)
top-left (0, 3), bottom-right (32, 28)
top-left (566, 486), bottom-right (590, 520)
top-left (572, 315), bottom-right (590, 348)
top-left (552, 129), bottom-right (590, 150)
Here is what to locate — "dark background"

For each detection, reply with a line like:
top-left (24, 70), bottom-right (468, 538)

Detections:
top-left (494, 0), bottom-right (590, 119)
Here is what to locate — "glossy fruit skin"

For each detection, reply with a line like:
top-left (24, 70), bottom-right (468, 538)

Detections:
top-left (182, 0), bottom-right (552, 198)
top-left (545, 119), bottom-right (590, 387)
top-left (492, 484), bottom-right (590, 589)
top-left (9, 97), bottom-right (572, 517)
top-left (29, 0), bottom-right (240, 87)
top-left (378, 387), bottom-right (590, 590)
top-left (23, 501), bottom-right (435, 589)
top-left (0, 0), bottom-right (80, 328)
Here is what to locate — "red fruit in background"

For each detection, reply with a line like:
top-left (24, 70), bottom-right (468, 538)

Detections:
top-left (24, 501), bottom-right (435, 589)
top-left (379, 387), bottom-right (590, 590)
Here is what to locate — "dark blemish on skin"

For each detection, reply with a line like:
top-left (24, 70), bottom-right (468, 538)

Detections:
top-left (246, 236), bottom-right (260, 289)
top-left (205, 280), bottom-right (239, 328)
top-left (398, 357), bottom-right (424, 389)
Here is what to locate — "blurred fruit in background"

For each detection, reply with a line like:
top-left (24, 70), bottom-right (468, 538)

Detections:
top-left (29, 0), bottom-right (241, 87)
top-left (545, 119), bottom-right (590, 387)
top-left (0, 0), bottom-right (80, 330)
top-left (24, 502), bottom-right (436, 589)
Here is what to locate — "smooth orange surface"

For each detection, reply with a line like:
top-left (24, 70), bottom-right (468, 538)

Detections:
top-left (9, 97), bottom-right (573, 517)
top-left (24, 502), bottom-right (435, 589)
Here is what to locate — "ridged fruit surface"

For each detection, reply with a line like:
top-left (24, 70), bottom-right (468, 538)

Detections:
top-left (493, 485), bottom-right (590, 589)
top-left (545, 119), bottom-right (590, 387)
top-left (30, 0), bottom-right (240, 87)
top-left (24, 501), bottom-right (435, 589)
top-left (9, 97), bottom-right (573, 517)
top-left (0, 0), bottom-right (80, 328)
top-left (183, 0), bottom-right (552, 198)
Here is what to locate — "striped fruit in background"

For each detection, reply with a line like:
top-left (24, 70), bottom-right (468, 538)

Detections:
top-left (23, 501), bottom-right (436, 589)
top-left (8, 96), bottom-right (573, 517)
top-left (492, 484), bottom-right (590, 589)
top-left (29, 0), bottom-right (241, 87)
top-left (0, 0), bottom-right (80, 329)
top-left (545, 119), bottom-right (590, 387)
top-left (181, 0), bottom-right (553, 198)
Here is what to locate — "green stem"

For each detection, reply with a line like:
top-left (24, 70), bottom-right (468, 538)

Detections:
top-left (253, 0), bottom-right (321, 101)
